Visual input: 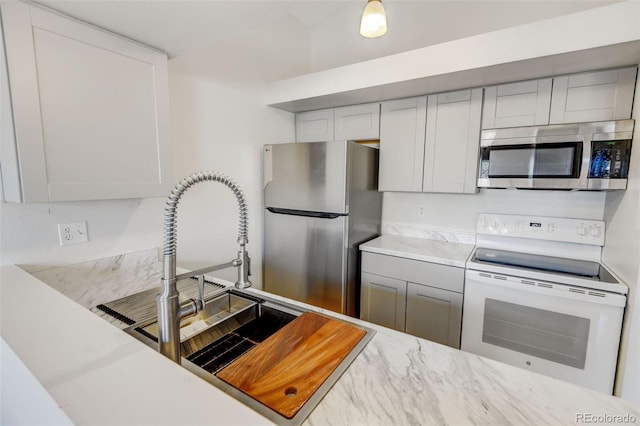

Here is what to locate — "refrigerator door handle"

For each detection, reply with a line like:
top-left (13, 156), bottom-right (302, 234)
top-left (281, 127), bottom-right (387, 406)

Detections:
top-left (266, 207), bottom-right (345, 219)
top-left (263, 145), bottom-right (273, 189)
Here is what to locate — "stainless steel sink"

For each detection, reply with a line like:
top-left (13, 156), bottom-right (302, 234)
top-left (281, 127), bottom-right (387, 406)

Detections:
top-left (125, 288), bottom-right (374, 425)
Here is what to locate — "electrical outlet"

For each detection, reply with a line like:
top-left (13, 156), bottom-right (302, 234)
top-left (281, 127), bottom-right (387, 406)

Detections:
top-left (418, 206), bottom-right (425, 216)
top-left (58, 221), bottom-right (88, 246)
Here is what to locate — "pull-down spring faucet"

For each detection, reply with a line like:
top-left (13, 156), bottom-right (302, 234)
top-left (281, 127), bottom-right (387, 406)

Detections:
top-left (157, 171), bottom-right (251, 362)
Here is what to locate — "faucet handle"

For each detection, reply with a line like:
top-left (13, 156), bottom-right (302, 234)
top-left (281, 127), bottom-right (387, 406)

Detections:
top-left (235, 249), bottom-right (252, 289)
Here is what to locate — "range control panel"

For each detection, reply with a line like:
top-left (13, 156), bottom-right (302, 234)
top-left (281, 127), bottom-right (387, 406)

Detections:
top-left (477, 214), bottom-right (605, 246)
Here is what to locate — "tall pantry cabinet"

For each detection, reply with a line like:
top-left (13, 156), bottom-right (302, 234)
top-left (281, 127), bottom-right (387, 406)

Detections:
top-left (0, 2), bottom-right (172, 202)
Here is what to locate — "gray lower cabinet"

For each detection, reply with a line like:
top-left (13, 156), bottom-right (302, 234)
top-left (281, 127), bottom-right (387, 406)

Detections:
top-left (360, 251), bottom-right (464, 348)
top-left (361, 272), bottom-right (406, 332)
top-left (405, 282), bottom-right (462, 348)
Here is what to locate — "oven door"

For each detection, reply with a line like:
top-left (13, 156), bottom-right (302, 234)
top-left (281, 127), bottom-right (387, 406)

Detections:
top-left (461, 270), bottom-right (625, 394)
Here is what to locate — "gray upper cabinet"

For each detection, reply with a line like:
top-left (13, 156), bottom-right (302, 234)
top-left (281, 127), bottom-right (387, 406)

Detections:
top-left (295, 103), bottom-right (380, 143)
top-left (297, 66), bottom-right (636, 194)
top-left (482, 66), bottom-right (637, 129)
top-left (379, 89), bottom-right (482, 194)
top-left (378, 97), bottom-right (427, 192)
top-left (482, 78), bottom-right (552, 129)
top-left (334, 103), bottom-right (380, 141)
top-left (295, 109), bottom-right (334, 142)
top-left (424, 89), bottom-right (482, 194)
top-left (549, 67), bottom-right (637, 124)
top-left (1, 1), bottom-right (172, 202)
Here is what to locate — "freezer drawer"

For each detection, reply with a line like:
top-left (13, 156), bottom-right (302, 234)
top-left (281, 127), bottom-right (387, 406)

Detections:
top-left (263, 209), bottom-right (348, 314)
top-left (264, 141), bottom-right (348, 214)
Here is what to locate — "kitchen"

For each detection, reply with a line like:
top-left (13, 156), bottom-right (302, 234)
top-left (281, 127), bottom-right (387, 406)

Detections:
top-left (1, 0), bottom-right (640, 424)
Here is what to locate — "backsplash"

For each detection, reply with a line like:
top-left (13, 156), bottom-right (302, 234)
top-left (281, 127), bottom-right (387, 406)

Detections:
top-left (382, 223), bottom-right (476, 245)
top-left (382, 189), bottom-right (606, 237)
top-left (25, 248), bottom-right (161, 309)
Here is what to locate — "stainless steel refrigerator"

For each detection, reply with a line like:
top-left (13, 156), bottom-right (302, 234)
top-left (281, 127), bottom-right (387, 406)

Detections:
top-left (263, 140), bottom-right (382, 317)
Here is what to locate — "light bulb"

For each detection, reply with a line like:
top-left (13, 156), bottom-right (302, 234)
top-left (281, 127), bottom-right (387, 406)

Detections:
top-left (360, 0), bottom-right (387, 38)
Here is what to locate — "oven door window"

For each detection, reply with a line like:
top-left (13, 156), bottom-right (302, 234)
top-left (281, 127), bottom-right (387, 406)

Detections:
top-left (482, 298), bottom-right (589, 369)
top-left (480, 142), bottom-right (582, 178)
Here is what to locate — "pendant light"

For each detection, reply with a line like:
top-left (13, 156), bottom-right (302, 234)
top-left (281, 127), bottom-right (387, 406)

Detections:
top-left (360, 0), bottom-right (387, 38)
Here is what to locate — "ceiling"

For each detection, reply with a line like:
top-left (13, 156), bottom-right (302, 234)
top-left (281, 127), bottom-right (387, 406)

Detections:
top-left (32, 0), bottom-right (620, 60)
top-left (34, 0), bottom-right (351, 57)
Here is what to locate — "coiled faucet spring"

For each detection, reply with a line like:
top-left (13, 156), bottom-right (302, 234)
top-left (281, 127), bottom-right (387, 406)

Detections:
top-left (163, 171), bottom-right (249, 257)
top-left (157, 171), bottom-right (251, 362)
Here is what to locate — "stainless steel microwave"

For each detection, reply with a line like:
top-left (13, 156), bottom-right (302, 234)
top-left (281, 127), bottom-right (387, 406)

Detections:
top-left (478, 120), bottom-right (635, 190)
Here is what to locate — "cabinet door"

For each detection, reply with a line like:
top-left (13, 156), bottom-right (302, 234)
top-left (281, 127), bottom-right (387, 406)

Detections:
top-left (0, 26), bottom-right (20, 202)
top-left (334, 103), bottom-right (380, 141)
top-left (2, 2), bottom-right (171, 202)
top-left (405, 282), bottom-right (462, 348)
top-left (482, 78), bottom-right (552, 129)
top-left (549, 67), bottom-right (637, 124)
top-left (360, 272), bottom-right (406, 331)
top-left (379, 97), bottom-right (427, 192)
top-left (295, 109), bottom-right (334, 142)
top-left (423, 88), bottom-right (482, 193)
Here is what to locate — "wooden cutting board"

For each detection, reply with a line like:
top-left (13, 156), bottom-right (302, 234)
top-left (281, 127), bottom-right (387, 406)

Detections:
top-left (217, 311), bottom-right (367, 419)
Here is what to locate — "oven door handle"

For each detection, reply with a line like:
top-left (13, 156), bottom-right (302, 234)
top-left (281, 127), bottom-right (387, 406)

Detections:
top-left (465, 270), bottom-right (626, 308)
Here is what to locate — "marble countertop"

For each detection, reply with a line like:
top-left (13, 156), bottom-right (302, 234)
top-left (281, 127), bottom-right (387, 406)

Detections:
top-left (2, 250), bottom-right (640, 425)
top-left (360, 234), bottom-right (475, 268)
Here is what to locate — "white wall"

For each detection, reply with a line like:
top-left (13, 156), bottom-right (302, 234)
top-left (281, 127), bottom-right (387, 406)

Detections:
top-left (166, 15), bottom-right (310, 287)
top-left (383, 189), bottom-right (606, 234)
top-left (603, 66), bottom-right (640, 403)
top-left (0, 198), bottom-right (166, 269)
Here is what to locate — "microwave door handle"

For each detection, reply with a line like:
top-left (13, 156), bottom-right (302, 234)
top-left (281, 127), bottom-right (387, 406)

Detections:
top-left (579, 136), bottom-right (591, 188)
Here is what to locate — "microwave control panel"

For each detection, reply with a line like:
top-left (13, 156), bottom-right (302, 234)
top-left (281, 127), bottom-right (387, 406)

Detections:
top-left (477, 214), bottom-right (605, 246)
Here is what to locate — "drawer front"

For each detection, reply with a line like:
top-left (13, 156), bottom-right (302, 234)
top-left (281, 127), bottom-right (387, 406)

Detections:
top-left (361, 251), bottom-right (463, 293)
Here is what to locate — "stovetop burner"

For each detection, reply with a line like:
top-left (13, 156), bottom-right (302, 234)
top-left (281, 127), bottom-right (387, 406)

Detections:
top-left (472, 248), bottom-right (617, 282)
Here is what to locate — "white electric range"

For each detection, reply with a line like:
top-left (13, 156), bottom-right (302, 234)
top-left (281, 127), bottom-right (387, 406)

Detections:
top-left (461, 214), bottom-right (627, 395)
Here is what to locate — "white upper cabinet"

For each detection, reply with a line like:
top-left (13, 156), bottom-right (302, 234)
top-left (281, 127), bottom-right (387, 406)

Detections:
top-left (549, 67), bottom-right (637, 124)
top-left (295, 109), bottom-right (334, 143)
top-left (482, 78), bottom-right (552, 129)
top-left (1, 2), bottom-right (172, 202)
top-left (423, 88), bottom-right (482, 194)
top-left (378, 97), bottom-right (427, 192)
top-left (295, 103), bottom-right (380, 142)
